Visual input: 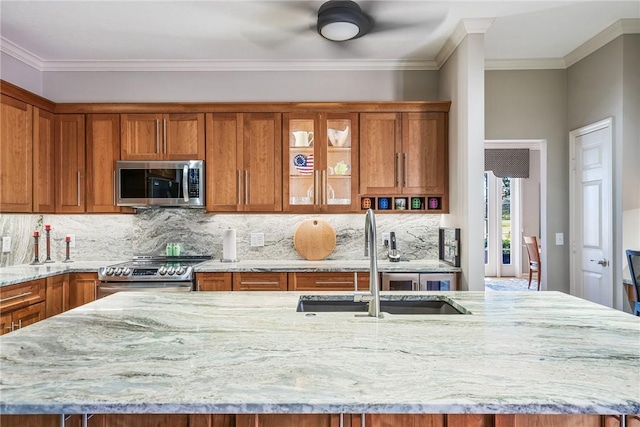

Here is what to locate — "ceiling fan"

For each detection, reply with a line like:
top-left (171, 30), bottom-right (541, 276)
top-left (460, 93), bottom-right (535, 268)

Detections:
top-left (316, 0), bottom-right (373, 42)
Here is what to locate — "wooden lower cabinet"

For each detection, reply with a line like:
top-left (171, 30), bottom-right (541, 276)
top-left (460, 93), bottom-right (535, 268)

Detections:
top-left (196, 272), bottom-right (233, 291)
top-left (232, 272), bottom-right (287, 291)
top-left (0, 414), bottom-right (628, 427)
top-left (288, 272), bottom-right (371, 292)
top-left (46, 274), bottom-right (69, 317)
top-left (69, 273), bottom-right (98, 309)
top-left (236, 414), bottom-right (341, 427)
top-left (494, 414), bottom-right (603, 426)
top-left (0, 278), bottom-right (46, 334)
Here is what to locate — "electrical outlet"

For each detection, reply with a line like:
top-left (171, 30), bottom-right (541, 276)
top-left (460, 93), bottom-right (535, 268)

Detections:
top-left (68, 234), bottom-right (76, 248)
top-left (250, 232), bottom-right (264, 247)
top-left (381, 232), bottom-right (390, 246)
top-left (555, 232), bottom-right (564, 245)
top-left (2, 236), bottom-right (11, 253)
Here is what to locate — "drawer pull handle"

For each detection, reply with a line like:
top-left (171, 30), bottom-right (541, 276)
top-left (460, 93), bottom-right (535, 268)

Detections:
top-left (315, 281), bottom-right (353, 285)
top-left (0, 291), bottom-right (32, 303)
top-left (241, 281), bottom-right (279, 285)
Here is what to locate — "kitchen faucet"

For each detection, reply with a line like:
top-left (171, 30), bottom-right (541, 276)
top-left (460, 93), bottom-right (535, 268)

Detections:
top-left (354, 208), bottom-right (381, 318)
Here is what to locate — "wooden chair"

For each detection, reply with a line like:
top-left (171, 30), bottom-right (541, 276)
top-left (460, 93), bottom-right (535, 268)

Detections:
top-left (625, 249), bottom-right (640, 316)
top-left (523, 236), bottom-right (541, 291)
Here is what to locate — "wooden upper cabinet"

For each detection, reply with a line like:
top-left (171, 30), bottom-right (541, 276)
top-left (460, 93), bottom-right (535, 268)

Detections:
top-left (0, 94), bottom-right (33, 212)
top-left (206, 113), bottom-right (281, 212)
top-left (121, 113), bottom-right (205, 160)
top-left (86, 114), bottom-right (120, 213)
top-left (404, 112), bottom-right (447, 195)
top-left (283, 112), bottom-right (358, 213)
top-left (359, 111), bottom-right (448, 212)
top-left (359, 112), bottom-right (402, 195)
top-left (33, 107), bottom-right (56, 213)
top-left (55, 114), bottom-right (85, 213)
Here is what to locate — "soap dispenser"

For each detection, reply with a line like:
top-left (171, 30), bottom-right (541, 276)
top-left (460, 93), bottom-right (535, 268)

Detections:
top-left (388, 232), bottom-right (400, 262)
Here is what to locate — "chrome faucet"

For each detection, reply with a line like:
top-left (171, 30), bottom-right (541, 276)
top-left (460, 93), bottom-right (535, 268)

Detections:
top-left (354, 208), bottom-right (381, 318)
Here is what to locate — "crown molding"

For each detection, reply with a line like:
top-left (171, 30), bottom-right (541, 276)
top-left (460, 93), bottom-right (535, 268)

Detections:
top-left (564, 18), bottom-right (640, 68)
top-left (0, 37), bottom-right (44, 70)
top-left (485, 58), bottom-right (567, 71)
top-left (435, 18), bottom-right (495, 68)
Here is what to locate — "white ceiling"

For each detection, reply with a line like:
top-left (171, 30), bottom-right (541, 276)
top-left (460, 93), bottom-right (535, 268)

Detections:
top-left (1, 1), bottom-right (639, 71)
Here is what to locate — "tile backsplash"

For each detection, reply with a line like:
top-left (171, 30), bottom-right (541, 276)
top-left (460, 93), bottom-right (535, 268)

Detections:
top-left (0, 210), bottom-right (441, 267)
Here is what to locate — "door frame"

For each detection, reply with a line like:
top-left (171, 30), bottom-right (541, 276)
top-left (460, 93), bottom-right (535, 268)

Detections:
top-left (485, 140), bottom-right (547, 287)
top-left (569, 117), bottom-right (614, 305)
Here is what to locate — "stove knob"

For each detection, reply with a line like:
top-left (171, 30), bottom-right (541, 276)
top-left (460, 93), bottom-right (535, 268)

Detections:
top-left (122, 268), bottom-right (131, 276)
top-left (167, 267), bottom-right (176, 275)
top-left (176, 267), bottom-right (186, 275)
top-left (106, 267), bottom-right (114, 276)
top-left (158, 267), bottom-right (167, 275)
top-left (115, 267), bottom-right (123, 275)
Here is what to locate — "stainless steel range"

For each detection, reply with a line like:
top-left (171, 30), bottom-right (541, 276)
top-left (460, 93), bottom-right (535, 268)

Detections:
top-left (97, 255), bottom-right (212, 298)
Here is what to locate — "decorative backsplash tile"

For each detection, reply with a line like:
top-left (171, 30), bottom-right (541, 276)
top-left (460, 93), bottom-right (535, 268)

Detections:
top-left (0, 210), bottom-right (441, 267)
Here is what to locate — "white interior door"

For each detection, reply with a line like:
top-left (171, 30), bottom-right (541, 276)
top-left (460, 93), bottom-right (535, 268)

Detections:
top-left (570, 119), bottom-right (613, 307)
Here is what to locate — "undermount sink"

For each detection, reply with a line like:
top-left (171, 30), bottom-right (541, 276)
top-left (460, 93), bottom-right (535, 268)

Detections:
top-left (296, 295), bottom-right (469, 315)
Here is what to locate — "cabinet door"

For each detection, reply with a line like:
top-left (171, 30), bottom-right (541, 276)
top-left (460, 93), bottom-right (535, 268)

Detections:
top-left (86, 114), bottom-right (121, 213)
top-left (359, 113), bottom-right (401, 195)
top-left (11, 301), bottom-right (45, 330)
top-left (120, 113), bottom-right (162, 160)
top-left (627, 415), bottom-right (640, 427)
top-left (98, 414), bottom-right (189, 427)
top-left (206, 113), bottom-right (243, 212)
top-left (324, 113), bottom-right (358, 212)
top-left (164, 113), bottom-right (205, 160)
top-left (402, 112), bottom-right (447, 195)
top-left (55, 114), bottom-right (85, 213)
top-left (288, 272), bottom-right (370, 291)
top-left (196, 272), bottom-right (233, 291)
top-left (69, 273), bottom-right (97, 309)
top-left (33, 107), bottom-right (56, 212)
top-left (236, 414), bottom-right (341, 427)
top-left (46, 274), bottom-right (69, 317)
top-left (284, 113), bottom-right (319, 213)
top-left (494, 415), bottom-right (602, 427)
top-left (447, 414), bottom-right (493, 427)
top-left (243, 113), bottom-right (282, 212)
top-left (0, 311), bottom-right (12, 336)
top-left (232, 272), bottom-right (287, 291)
top-left (357, 414), bottom-right (444, 427)
top-left (0, 94), bottom-right (33, 212)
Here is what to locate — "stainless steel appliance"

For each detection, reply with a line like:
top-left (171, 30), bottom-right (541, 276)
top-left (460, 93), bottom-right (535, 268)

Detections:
top-left (97, 255), bottom-right (212, 298)
top-left (382, 272), bottom-right (457, 291)
top-left (116, 160), bottom-right (205, 208)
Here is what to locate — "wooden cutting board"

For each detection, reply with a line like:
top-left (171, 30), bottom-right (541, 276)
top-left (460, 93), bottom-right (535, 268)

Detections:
top-left (293, 219), bottom-right (337, 261)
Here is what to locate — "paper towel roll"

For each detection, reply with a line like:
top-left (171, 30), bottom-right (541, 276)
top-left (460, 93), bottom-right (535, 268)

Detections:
top-left (222, 229), bottom-right (237, 262)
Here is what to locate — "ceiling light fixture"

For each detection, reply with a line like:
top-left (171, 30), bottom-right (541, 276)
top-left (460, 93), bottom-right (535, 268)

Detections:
top-left (317, 0), bottom-right (372, 42)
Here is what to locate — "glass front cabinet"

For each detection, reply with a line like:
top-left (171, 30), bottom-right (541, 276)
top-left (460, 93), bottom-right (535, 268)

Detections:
top-left (283, 113), bottom-right (358, 213)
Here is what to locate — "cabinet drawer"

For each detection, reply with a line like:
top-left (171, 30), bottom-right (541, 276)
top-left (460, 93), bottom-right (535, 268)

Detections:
top-left (232, 273), bottom-right (287, 291)
top-left (288, 272), bottom-right (370, 291)
top-left (0, 279), bottom-right (46, 313)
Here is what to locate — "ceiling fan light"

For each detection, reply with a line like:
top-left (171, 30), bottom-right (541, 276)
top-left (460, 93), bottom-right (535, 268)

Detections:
top-left (320, 21), bottom-right (360, 41)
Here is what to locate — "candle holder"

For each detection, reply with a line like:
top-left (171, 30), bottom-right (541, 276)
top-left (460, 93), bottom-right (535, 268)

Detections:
top-left (30, 234), bottom-right (41, 265)
top-left (44, 227), bottom-right (54, 263)
top-left (62, 238), bottom-right (73, 263)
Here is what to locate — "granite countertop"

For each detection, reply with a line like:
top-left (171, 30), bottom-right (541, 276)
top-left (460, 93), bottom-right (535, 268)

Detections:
top-left (0, 291), bottom-right (638, 415)
top-left (0, 259), bottom-right (459, 287)
top-left (195, 259), bottom-right (460, 273)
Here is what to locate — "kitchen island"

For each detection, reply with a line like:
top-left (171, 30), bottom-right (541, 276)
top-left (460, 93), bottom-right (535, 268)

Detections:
top-left (1, 291), bottom-right (638, 427)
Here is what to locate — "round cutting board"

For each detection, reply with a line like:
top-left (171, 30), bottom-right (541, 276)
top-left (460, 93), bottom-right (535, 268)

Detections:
top-left (293, 219), bottom-right (337, 261)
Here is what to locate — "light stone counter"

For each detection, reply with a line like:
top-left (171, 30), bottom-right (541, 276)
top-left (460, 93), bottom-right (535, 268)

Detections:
top-left (0, 291), bottom-right (638, 415)
top-left (0, 260), bottom-right (459, 288)
top-left (195, 259), bottom-right (460, 273)
top-left (0, 261), bottom-right (124, 287)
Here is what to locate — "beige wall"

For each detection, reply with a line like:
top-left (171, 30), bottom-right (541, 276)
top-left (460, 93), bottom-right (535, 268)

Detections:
top-left (485, 70), bottom-right (568, 292)
top-left (40, 70), bottom-right (439, 103)
top-left (567, 35), bottom-right (639, 310)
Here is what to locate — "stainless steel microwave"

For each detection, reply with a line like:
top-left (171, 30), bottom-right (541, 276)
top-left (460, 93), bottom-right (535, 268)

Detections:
top-left (115, 160), bottom-right (205, 208)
